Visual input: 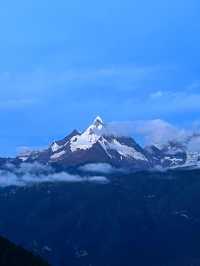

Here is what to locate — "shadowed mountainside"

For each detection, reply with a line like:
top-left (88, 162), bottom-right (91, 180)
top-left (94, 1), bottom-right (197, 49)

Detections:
top-left (0, 235), bottom-right (49, 266)
top-left (0, 169), bottom-right (200, 265)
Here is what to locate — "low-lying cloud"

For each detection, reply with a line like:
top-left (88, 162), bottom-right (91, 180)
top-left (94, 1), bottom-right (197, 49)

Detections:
top-left (79, 163), bottom-right (116, 174)
top-left (79, 163), bottom-right (126, 174)
top-left (0, 162), bottom-right (108, 187)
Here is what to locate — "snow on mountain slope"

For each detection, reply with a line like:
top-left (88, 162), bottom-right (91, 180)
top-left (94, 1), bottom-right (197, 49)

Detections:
top-left (145, 135), bottom-right (200, 169)
top-left (69, 116), bottom-right (148, 162)
top-left (145, 140), bottom-right (187, 168)
top-left (10, 117), bottom-right (200, 171)
top-left (107, 139), bottom-right (147, 161)
top-left (51, 142), bottom-right (62, 153)
top-left (50, 150), bottom-right (66, 160)
top-left (70, 117), bottom-right (104, 152)
top-left (185, 152), bottom-right (200, 165)
top-left (15, 116), bottom-right (150, 170)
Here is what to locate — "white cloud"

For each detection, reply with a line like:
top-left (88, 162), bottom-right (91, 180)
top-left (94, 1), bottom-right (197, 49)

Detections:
top-left (85, 176), bottom-right (109, 183)
top-left (187, 136), bottom-right (200, 152)
top-left (187, 80), bottom-right (200, 91)
top-left (147, 90), bottom-right (200, 113)
top-left (0, 163), bottom-right (108, 187)
top-left (133, 119), bottom-right (187, 145)
top-left (0, 99), bottom-right (37, 109)
top-left (0, 65), bottom-right (164, 101)
top-left (79, 163), bottom-right (121, 174)
top-left (106, 119), bottom-right (188, 145)
top-left (150, 90), bottom-right (164, 99)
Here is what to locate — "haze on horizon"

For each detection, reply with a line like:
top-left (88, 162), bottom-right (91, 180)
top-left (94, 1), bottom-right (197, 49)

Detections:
top-left (0, 0), bottom-right (200, 156)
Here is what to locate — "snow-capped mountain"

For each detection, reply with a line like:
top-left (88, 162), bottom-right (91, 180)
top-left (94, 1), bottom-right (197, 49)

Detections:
top-left (145, 135), bottom-right (200, 169)
top-left (17, 116), bottom-right (151, 170)
top-left (13, 117), bottom-right (200, 171)
top-left (145, 141), bottom-right (187, 168)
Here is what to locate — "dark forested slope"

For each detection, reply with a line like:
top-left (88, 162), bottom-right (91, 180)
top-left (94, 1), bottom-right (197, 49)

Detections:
top-left (0, 169), bottom-right (200, 266)
top-left (0, 235), bottom-right (49, 266)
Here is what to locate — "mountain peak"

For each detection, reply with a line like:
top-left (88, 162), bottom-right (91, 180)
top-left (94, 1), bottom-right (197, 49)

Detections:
top-left (92, 116), bottom-right (104, 129)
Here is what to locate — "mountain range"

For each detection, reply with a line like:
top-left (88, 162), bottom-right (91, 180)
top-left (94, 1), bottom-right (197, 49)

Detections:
top-left (1, 117), bottom-right (200, 266)
top-left (1, 116), bottom-right (199, 172)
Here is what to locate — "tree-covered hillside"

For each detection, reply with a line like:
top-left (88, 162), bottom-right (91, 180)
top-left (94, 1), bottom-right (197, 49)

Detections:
top-left (0, 235), bottom-right (49, 266)
top-left (0, 169), bottom-right (200, 265)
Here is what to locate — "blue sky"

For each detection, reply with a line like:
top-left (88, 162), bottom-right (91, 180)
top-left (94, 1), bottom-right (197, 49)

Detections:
top-left (1, 0), bottom-right (200, 155)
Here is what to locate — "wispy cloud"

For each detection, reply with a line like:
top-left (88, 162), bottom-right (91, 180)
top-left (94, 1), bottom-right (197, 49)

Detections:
top-left (148, 90), bottom-right (200, 113)
top-left (79, 163), bottom-right (125, 174)
top-left (0, 65), bottom-right (162, 90)
top-left (149, 90), bottom-right (164, 99)
top-left (2, 65), bottom-right (199, 116)
top-left (0, 162), bottom-right (108, 187)
top-left (106, 119), bottom-right (188, 145)
top-left (0, 99), bottom-right (37, 109)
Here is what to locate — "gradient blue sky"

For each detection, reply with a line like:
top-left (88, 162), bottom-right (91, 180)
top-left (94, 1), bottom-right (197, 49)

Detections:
top-left (1, 0), bottom-right (200, 155)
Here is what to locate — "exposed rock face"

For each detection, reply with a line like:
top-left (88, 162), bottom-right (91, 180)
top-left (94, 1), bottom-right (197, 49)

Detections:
top-left (18, 117), bottom-right (150, 170)
top-left (7, 117), bottom-right (200, 171)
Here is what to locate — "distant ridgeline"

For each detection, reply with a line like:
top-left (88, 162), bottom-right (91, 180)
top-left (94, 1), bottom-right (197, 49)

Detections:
top-left (9, 116), bottom-right (200, 171)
